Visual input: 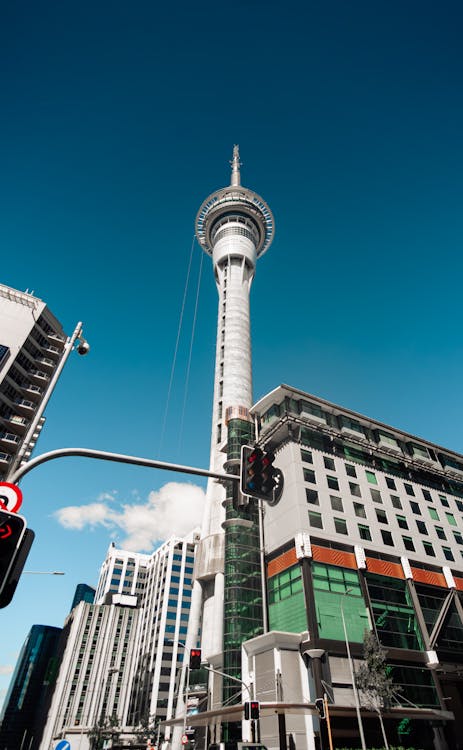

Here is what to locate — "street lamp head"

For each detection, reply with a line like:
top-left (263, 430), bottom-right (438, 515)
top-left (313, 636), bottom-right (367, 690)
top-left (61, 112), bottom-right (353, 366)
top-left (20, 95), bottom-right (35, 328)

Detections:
top-left (76, 339), bottom-right (90, 356)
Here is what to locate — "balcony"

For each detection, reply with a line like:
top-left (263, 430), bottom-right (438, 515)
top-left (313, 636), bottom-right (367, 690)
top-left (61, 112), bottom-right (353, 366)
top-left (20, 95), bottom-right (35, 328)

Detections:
top-left (3, 415), bottom-right (28, 434)
top-left (35, 356), bottom-right (55, 371)
top-left (28, 369), bottom-right (50, 384)
top-left (0, 431), bottom-right (21, 448)
top-left (20, 382), bottom-right (43, 401)
top-left (46, 331), bottom-right (66, 345)
top-left (0, 452), bottom-right (11, 467)
top-left (41, 343), bottom-right (61, 358)
top-left (14, 398), bottom-right (36, 414)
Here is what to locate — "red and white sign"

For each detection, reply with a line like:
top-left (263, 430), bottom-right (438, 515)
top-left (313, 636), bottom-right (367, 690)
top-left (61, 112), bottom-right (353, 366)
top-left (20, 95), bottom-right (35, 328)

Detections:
top-left (0, 482), bottom-right (23, 513)
top-left (181, 736), bottom-right (189, 745)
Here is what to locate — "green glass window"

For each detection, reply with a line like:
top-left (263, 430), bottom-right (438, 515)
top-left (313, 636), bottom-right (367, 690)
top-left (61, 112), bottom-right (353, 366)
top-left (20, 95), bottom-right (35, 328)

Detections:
top-left (334, 518), bottom-right (348, 535)
top-left (435, 527), bottom-right (446, 540)
top-left (443, 547), bottom-right (454, 561)
top-left (306, 489), bottom-right (319, 505)
top-left (330, 495), bottom-right (343, 512)
top-left (309, 511), bottom-right (323, 529)
top-left (439, 494), bottom-right (449, 507)
top-left (301, 449), bottom-right (313, 464)
top-left (304, 468), bottom-right (316, 484)
top-left (312, 563), bottom-right (368, 642)
top-left (403, 536), bottom-right (415, 552)
top-left (358, 524), bottom-right (371, 541)
top-left (366, 573), bottom-right (423, 651)
top-left (268, 565), bottom-right (306, 633)
top-left (366, 470), bottom-right (378, 485)
top-left (327, 475), bottom-right (339, 490)
top-left (446, 512), bottom-right (457, 526)
top-left (429, 507), bottom-right (439, 521)
top-left (396, 515), bottom-right (408, 529)
top-left (453, 531), bottom-right (463, 545)
top-left (423, 541), bottom-right (435, 557)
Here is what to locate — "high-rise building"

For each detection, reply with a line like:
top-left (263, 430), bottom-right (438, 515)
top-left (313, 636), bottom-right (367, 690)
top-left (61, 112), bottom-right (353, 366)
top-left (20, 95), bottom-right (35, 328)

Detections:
top-left (38, 535), bottom-right (196, 749)
top-left (240, 385), bottom-right (463, 750)
top-left (0, 284), bottom-right (67, 479)
top-left (70, 583), bottom-right (96, 611)
top-left (0, 624), bottom-right (62, 750)
top-left (182, 147), bottom-right (274, 721)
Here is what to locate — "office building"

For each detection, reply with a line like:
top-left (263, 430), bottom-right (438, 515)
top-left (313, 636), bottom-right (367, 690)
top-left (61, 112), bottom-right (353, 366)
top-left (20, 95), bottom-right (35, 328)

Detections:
top-left (239, 384), bottom-right (463, 750)
top-left (0, 624), bottom-right (62, 750)
top-left (70, 583), bottom-right (96, 611)
top-left (38, 535), bottom-right (196, 749)
top-left (0, 284), bottom-right (67, 479)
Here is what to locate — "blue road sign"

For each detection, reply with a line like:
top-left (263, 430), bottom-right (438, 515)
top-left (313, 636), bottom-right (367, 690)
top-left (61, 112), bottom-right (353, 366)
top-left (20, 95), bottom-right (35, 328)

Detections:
top-left (55, 741), bottom-right (71, 750)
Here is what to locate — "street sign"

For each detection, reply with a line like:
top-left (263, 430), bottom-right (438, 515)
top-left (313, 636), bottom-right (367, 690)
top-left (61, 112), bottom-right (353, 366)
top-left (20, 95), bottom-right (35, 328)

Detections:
top-left (0, 482), bottom-right (23, 513)
top-left (55, 740), bottom-right (71, 750)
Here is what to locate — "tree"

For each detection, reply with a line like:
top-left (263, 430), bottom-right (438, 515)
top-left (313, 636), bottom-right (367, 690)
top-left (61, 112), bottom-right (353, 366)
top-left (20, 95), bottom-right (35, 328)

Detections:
top-left (355, 630), bottom-right (399, 750)
top-left (88, 713), bottom-right (122, 749)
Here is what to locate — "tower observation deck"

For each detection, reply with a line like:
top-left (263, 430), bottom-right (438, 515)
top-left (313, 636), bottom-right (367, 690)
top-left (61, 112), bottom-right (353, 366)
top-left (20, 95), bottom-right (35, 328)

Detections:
top-left (175, 148), bottom-right (274, 735)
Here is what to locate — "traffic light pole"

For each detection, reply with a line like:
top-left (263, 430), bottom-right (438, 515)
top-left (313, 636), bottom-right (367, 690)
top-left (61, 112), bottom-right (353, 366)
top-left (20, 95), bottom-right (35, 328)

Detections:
top-left (8, 446), bottom-right (242, 487)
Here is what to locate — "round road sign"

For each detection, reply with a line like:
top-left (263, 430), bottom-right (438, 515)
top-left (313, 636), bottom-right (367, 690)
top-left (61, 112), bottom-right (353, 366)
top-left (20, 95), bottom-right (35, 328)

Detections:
top-left (0, 482), bottom-right (23, 513)
top-left (55, 741), bottom-right (71, 750)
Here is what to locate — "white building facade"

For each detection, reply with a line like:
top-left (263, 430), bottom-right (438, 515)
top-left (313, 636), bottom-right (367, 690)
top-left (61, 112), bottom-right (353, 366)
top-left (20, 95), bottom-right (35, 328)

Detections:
top-left (0, 284), bottom-right (67, 479)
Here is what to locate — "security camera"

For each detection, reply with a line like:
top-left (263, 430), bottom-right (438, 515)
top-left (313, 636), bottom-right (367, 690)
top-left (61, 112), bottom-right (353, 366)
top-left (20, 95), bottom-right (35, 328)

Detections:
top-left (76, 340), bottom-right (90, 356)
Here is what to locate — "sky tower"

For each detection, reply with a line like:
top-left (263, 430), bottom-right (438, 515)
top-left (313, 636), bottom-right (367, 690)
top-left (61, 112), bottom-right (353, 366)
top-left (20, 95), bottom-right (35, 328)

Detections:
top-left (182, 147), bottom-right (274, 720)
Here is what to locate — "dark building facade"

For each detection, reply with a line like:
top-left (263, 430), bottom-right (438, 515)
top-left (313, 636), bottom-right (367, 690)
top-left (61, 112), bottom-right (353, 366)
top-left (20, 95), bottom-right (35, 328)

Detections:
top-left (0, 624), bottom-right (61, 750)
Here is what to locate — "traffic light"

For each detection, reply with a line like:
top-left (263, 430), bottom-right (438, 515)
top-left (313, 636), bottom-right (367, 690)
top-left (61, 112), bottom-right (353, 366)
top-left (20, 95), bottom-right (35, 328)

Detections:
top-left (0, 510), bottom-right (27, 605)
top-left (240, 446), bottom-right (283, 504)
top-left (314, 698), bottom-right (325, 719)
top-left (244, 701), bottom-right (260, 720)
top-left (189, 648), bottom-right (202, 670)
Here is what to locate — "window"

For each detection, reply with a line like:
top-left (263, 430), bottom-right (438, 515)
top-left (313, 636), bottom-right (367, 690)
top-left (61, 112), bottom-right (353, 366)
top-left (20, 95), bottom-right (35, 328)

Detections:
top-left (324, 456), bottom-right (335, 470)
top-left (423, 541), bottom-right (435, 557)
top-left (371, 489), bottom-right (383, 504)
top-left (391, 495), bottom-right (402, 509)
top-left (453, 531), bottom-right (463, 545)
top-left (330, 495), bottom-right (343, 512)
top-left (354, 503), bottom-right (366, 518)
top-left (358, 524), bottom-right (372, 541)
top-left (334, 518), bottom-right (348, 535)
top-left (366, 470), bottom-right (378, 485)
top-left (301, 449), bottom-right (313, 464)
top-left (403, 536), bottom-right (415, 552)
top-left (304, 468), bottom-right (316, 484)
top-left (416, 520), bottom-right (428, 535)
top-left (381, 530), bottom-right (394, 546)
top-left (309, 511), bottom-right (323, 529)
top-left (386, 477), bottom-right (396, 490)
top-left (439, 494), bottom-right (449, 507)
top-left (429, 508), bottom-right (439, 521)
top-left (435, 527), bottom-right (447, 540)
top-left (376, 509), bottom-right (388, 524)
top-left (422, 489), bottom-right (432, 502)
top-left (327, 475), bottom-right (339, 490)
top-left (404, 483), bottom-right (415, 496)
top-left (410, 501), bottom-right (421, 515)
top-left (456, 500), bottom-right (463, 513)
top-left (446, 512), bottom-right (457, 527)
top-left (306, 489), bottom-right (319, 505)
top-left (442, 547), bottom-right (454, 562)
top-left (350, 482), bottom-right (361, 497)
top-left (345, 464), bottom-right (357, 477)
top-left (396, 515), bottom-right (408, 530)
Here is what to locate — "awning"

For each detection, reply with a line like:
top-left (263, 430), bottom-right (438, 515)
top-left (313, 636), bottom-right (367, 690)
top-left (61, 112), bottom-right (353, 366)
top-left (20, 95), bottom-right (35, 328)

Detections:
top-left (162, 702), bottom-right (454, 728)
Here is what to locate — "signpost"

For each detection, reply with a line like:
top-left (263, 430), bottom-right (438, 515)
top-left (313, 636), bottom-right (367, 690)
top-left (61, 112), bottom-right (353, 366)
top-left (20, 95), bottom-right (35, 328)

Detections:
top-left (0, 482), bottom-right (23, 513)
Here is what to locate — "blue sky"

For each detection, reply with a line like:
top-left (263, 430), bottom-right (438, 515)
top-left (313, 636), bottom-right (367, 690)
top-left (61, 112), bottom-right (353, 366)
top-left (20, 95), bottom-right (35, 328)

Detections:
top-left (1, 0), bottom-right (463, 707)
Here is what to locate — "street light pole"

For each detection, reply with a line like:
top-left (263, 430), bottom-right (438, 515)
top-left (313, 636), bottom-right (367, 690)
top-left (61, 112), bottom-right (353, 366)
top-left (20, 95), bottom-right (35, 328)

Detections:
top-left (340, 589), bottom-right (367, 750)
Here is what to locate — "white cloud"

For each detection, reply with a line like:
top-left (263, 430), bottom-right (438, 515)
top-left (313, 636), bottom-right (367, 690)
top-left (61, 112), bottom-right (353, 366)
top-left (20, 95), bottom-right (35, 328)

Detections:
top-left (0, 665), bottom-right (13, 676)
top-left (54, 482), bottom-right (205, 552)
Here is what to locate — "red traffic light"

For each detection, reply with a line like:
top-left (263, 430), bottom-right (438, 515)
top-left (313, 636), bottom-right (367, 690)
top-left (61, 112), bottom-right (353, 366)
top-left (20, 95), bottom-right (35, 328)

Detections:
top-left (244, 700), bottom-right (260, 720)
top-left (189, 648), bottom-right (202, 669)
